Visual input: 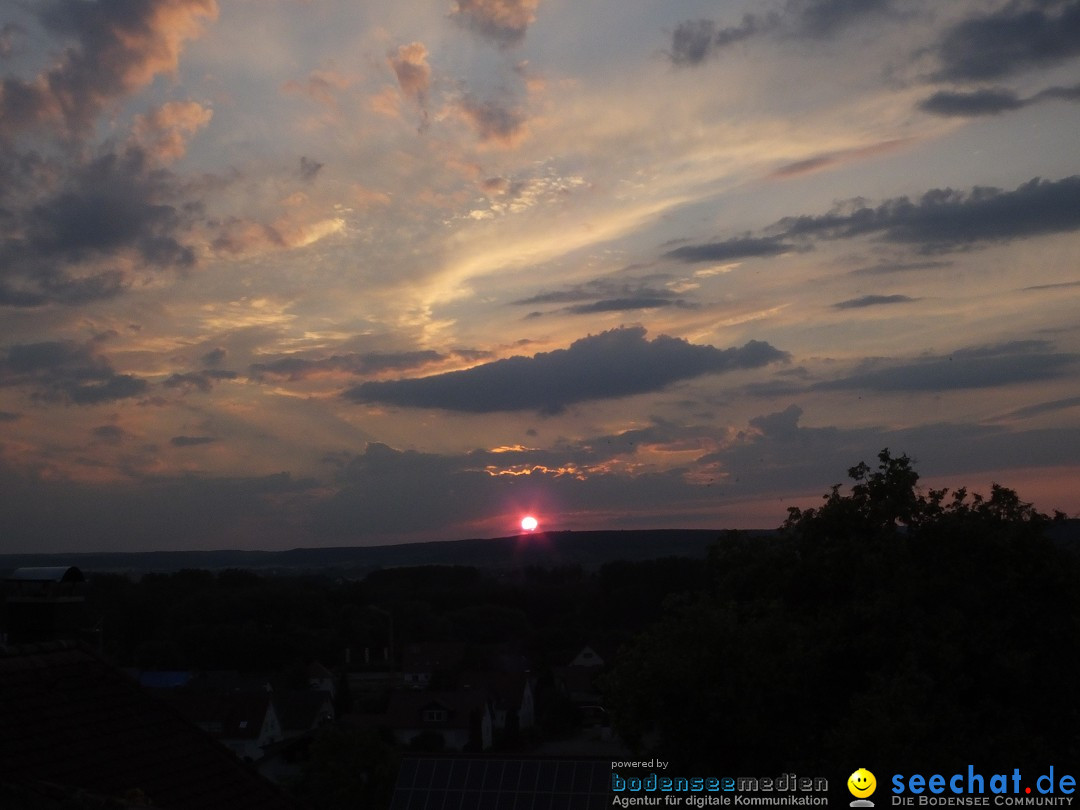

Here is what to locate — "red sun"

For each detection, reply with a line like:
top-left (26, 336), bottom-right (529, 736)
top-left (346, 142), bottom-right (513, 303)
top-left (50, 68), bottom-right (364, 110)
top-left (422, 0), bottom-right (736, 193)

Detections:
top-left (520, 515), bottom-right (539, 532)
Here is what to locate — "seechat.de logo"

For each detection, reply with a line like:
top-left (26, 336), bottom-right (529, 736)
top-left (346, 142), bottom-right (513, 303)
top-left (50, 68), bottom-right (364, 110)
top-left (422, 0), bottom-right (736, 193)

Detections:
top-left (849, 768), bottom-right (877, 808)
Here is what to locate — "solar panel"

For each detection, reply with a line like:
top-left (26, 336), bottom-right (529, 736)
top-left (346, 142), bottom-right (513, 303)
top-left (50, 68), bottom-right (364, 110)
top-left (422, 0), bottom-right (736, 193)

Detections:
top-left (392, 757), bottom-right (611, 810)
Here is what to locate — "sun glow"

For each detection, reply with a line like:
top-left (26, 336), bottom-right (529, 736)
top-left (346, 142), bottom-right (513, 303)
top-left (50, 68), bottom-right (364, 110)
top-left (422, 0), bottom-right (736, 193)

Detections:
top-left (520, 515), bottom-right (539, 532)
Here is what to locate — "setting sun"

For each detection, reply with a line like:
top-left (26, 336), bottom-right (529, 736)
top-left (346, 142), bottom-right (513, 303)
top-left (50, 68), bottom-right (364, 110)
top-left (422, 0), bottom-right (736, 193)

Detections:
top-left (520, 515), bottom-right (539, 532)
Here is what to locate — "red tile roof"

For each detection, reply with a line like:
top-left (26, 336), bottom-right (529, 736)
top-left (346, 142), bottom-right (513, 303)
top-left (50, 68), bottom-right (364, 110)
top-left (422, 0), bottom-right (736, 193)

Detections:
top-left (0, 642), bottom-right (296, 810)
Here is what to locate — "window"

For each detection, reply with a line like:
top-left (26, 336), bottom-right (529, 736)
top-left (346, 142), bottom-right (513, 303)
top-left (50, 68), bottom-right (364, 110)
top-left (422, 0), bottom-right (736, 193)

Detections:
top-left (424, 709), bottom-right (448, 722)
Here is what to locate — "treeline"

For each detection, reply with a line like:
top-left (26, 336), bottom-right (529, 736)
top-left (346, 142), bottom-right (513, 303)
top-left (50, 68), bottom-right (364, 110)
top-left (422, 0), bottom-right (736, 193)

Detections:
top-left (85, 556), bottom-right (709, 673)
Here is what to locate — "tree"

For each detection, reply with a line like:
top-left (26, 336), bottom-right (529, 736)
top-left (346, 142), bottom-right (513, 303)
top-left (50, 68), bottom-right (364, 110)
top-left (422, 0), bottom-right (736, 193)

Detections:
top-left (603, 451), bottom-right (1078, 772)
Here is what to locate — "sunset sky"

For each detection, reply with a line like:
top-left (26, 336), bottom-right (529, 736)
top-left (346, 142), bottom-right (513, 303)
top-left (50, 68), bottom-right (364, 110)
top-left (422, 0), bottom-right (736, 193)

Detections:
top-left (2, 0), bottom-right (1079, 553)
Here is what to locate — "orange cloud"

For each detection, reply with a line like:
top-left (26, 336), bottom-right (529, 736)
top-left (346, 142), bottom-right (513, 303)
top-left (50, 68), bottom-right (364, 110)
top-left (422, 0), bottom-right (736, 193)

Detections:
top-left (388, 42), bottom-right (431, 128)
top-left (0, 0), bottom-right (218, 137)
top-left (451, 0), bottom-right (541, 47)
top-left (131, 101), bottom-right (213, 162)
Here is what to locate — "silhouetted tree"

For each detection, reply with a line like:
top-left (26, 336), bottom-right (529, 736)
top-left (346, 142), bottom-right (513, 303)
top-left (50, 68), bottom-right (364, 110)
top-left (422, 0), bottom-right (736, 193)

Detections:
top-left (603, 450), bottom-right (1078, 772)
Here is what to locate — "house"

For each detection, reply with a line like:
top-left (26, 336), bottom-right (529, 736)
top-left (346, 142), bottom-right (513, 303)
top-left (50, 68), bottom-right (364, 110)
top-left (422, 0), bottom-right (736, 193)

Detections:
top-left (274, 689), bottom-right (335, 739)
top-left (460, 670), bottom-right (536, 733)
top-left (553, 646), bottom-right (608, 705)
top-left (0, 641), bottom-right (296, 809)
top-left (306, 661), bottom-right (335, 698)
top-left (383, 689), bottom-right (492, 752)
top-left (569, 645), bottom-right (604, 668)
top-left (400, 641), bottom-right (466, 689)
top-left (167, 690), bottom-right (283, 761)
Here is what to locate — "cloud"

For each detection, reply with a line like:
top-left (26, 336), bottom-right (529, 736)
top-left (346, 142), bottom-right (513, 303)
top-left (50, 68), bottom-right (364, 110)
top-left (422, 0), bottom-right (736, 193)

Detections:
top-left (935, 0), bottom-right (1080, 82)
top-left (130, 100), bottom-right (213, 162)
top-left (669, 16), bottom-right (775, 67)
top-left (170, 435), bottom-right (217, 447)
top-left (281, 68), bottom-right (355, 109)
top-left (663, 235), bottom-right (795, 263)
top-left (816, 341), bottom-right (1078, 393)
top-left (0, 146), bottom-right (199, 307)
top-left (345, 326), bottom-right (789, 413)
top-left (794, 0), bottom-right (895, 38)
top-left (0, 340), bottom-right (149, 405)
top-left (388, 42), bottom-right (431, 128)
top-left (832, 294), bottom-right (916, 309)
top-left (250, 350), bottom-right (444, 382)
top-left (163, 369), bottom-right (237, 393)
top-left (667, 0), bottom-right (893, 66)
top-left (992, 396), bottom-right (1080, 421)
top-left (201, 347), bottom-right (227, 367)
top-left (0, 0), bottom-right (218, 138)
top-left (456, 96), bottom-right (528, 147)
top-left (774, 175), bottom-right (1080, 250)
top-left (511, 278), bottom-right (689, 315)
top-left (0, 23), bottom-right (24, 59)
top-left (91, 424), bottom-right (127, 445)
top-left (849, 260), bottom-right (952, 276)
top-left (769, 139), bottom-right (914, 179)
top-left (918, 83), bottom-right (1080, 117)
top-left (299, 156), bottom-right (323, 183)
top-left (918, 87), bottom-right (1025, 116)
top-left (208, 214), bottom-right (345, 257)
top-left (450, 0), bottom-right (541, 47)
top-left (564, 297), bottom-right (694, 315)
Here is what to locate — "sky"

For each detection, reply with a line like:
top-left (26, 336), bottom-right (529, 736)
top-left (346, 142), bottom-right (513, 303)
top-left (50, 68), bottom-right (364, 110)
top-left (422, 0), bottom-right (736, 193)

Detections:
top-left (1, 0), bottom-right (1079, 553)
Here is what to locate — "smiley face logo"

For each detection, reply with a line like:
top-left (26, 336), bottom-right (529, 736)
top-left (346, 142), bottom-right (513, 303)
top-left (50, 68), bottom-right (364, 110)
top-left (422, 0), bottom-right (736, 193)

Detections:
top-left (848, 768), bottom-right (877, 798)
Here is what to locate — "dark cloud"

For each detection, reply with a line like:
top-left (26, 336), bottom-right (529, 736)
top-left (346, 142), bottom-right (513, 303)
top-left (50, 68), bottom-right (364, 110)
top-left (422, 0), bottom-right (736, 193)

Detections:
top-left (388, 42), bottom-right (431, 130)
top-left (450, 0), bottom-right (541, 47)
top-left (664, 235), bottom-right (795, 263)
top-left (0, 22), bottom-right (23, 59)
top-left (251, 350), bottom-right (443, 382)
top-left (749, 403), bottom-right (805, 440)
top-left (992, 396), bottom-right (1080, 421)
top-left (201, 347), bottom-right (227, 367)
top-left (774, 175), bottom-right (1080, 251)
top-left (457, 96), bottom-right (527, 146)
top-left (849, 260), bottom-right (952, 276)
top-left (669, 16), bottom-right (775, 66)
top-left (1035, 82), bottom-right (1080, 102)
top-left (163, 369), bottom-right (237, 393)
top-left (1022, 280), bottom-right (1080, 291)
top-left (918, 87), bottom-right (1026, 116)
top-left (0, 410), bottom-right (21, 422)
top-left (91, 424), bottom-right (127, 445)
top-left (833, 294), bottom-right (916, 309)
top-left (702, 403), bottom-right (1080, 504)
top-left (0, 147), bottom-right (200, 307)
top-left (0, 464), bottom-right (316, 553)
top-left (310, 438), bottom-right (717, 540)
top-left (918, 83), bottom-right (1080, 117)
top-left (170, 435), bottom-right (217, 447)
top-left (935, 0), bottom-right (1080, 82)
top-left (512, 278), bottom-right (670, 306)
top-left (668, 0), bottom-right (893, 66)
top-left (565, 297), bottom-right (694, 315)
top-left (0, 0), bottom-right (217, 138)
top-left (815, 341), bottom-right (1078, 393)
top-left (512, 278), bottom-right (693, 315)
top-left (345, 326), bottom-right (789, 414)
top-left (299, 156), bottom-right (323, 183)
top-left (794, 0), bottom-right (895, 38)
top-left (0, 339), bottom-right (149, 404)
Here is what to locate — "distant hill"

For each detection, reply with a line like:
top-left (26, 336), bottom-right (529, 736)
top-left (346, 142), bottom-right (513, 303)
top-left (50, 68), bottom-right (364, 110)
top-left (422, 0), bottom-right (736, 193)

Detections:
top-left (0, 529), bottom-right (773, 576)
